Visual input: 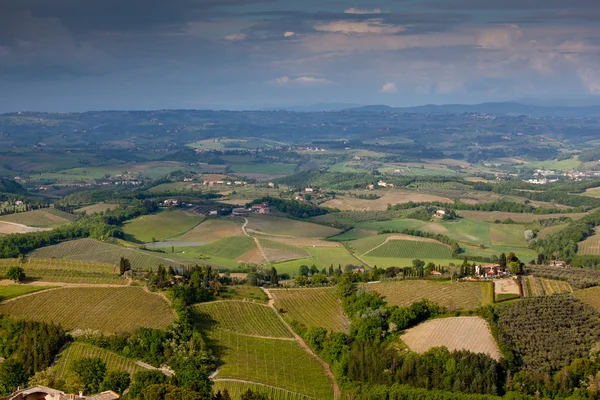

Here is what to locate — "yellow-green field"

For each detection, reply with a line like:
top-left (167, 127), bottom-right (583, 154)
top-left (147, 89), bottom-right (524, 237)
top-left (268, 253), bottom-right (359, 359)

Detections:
top-left (0, 287), bottom-right (176, 332)
top-left (195, 301), bottom-right (294, 338)
top-left (55, 342), bottom-right (146, 378)
top-left (179, 218), bottom-right (245, 243)
top-left (362, 280), bottom-right (493, 310)
top-left (577, 228), bottom-right (600, 255)
top-left (77, 203), bottom-right (120, 214)
top-left (269, 288), bottom-right (350, 333)
top-left (209, 329), bottom-right (333, 399)
top-left (0, 208), bottom-right (76, 227)
top-left (123, 210), bottom-right (204, 242)
top-left (0, 284), bottom-right (56, 301)
top-left (574, 287), bottom-right (600, 312)
top-left (246, 215), bottom-right (340, 238)
top-left (212, 381), bottom-right (316, 400)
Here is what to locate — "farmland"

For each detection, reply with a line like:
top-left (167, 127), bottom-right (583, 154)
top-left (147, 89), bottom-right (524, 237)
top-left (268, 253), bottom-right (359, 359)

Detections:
top-left (195, 236), bottom-right (257, 260)
top-left (522, 276), bottom-right (573, 297)
top-left (322, 190), bottom-right (452, 211)
top-left (0, 284), bottom-right (56, 301)
top-left (194, 301), bottom-right (294, 338)
top-left (77, 202), bottom-right (120, 215)
top-left (576, 227), bottom-right (600, 255)
top-left (55, 342), bottom-right (146, 378)
top-left (493, 279), bottom-right (521, 302)
top-left (0, 257), bottom-right (127, 285)
top-left (209, 329), bottom-right (334, 399)
top-left (574, 287), bottom-right (600, 311)
top-left (179, 218), bottom-right (245, 242)
top-left (268, 287), bottom-right (350, 333)
top-left (122, 210), bottom-right (204, 242)
top-left (246, 215), bottom-right (340, 238)
top-left (0, 208), bottom-right (76, 228)
top-left (29, 238), bottom-right (194, 270)
top-left (457, 210), bottom-right (586, 222)
top-left (0, 287), bottom-right (176, 332)
top-left (365, 238), bottom-right (453, 259)
top-left (259, 239), bottom-right (310, 263)
top-left (271, 247), bottom-right (365, 276)
top-left (212, 381), bottom-right (316, 400)
top-left (363, 280), bottom-right (493, 310)
top-left (402, 317), bottom-right (501, 361)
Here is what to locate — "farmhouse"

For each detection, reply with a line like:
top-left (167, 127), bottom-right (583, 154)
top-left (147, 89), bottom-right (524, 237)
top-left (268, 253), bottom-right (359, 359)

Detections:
top-left (549, 260), bottom-right (569, 268)
top-left (1, 386), bottom-right (120, 400)
top-left (434, 209), bottom-right (446, 218)
top-left (232, 207), bottom-right (250, 216)
top-left (305, 187), bottom-right (314, 192)
top-left (252, 202), bottom-right (271, 214)
top-left (475, 264), bottom-right (503, 277)
top-left (163, 199), bottom-right (178, 206)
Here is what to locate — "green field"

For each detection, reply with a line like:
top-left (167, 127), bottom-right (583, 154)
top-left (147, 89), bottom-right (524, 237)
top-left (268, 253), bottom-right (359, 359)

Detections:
top-left (195, 236), bottom-right (257, 259)
top-left (327, 228), bottom-right (377, 241)
top-left (363, 280), bottom-right (493, 310)
top-left (489, 224), bottom-right (528, 247)
top-left (259, 239), bottom-right (310, 263)
top-left (209, 329), bottom-right (333, 399)
top-left (55, 342), bottom-right (146, 378)
top-left (515, 156), bottom-right (581, 172)
top-left (247, 215), bottom-right (340, 238)
top-left (0, 284), bottom-right (56, 301)
top-left (212, 381), bottom-right (316, 400)
top-left (272, 247), bottom-right (364, 276)
top-left (123, 210), bottom-right (204, 242)
top-left (366, 239), bottom-right (453, 259)
top-left (29, 238), bottom-right (196, 270)
top-left (0, 208), bottom-right (76, 227)
top-left (269, 287), bottom-right (350, 333)
top-left (77, 203), bottom-right (120, 215)
top-left (0, 287), bottom-right (176, 332)
top-left (195, 301), bottom-right (294, 338)
top-left (230, 163), bottom-right (297, 175)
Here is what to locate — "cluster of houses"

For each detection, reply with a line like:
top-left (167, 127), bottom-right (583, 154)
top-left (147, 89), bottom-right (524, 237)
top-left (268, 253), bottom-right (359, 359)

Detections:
top-left (475, 264), bottom-right (506, 277)
top-left (203, 180), bottom-right (247, 187)
top-left (232, 202), bottom-right (271, 216)
top-left (366, 181), bottom-right (395, 190)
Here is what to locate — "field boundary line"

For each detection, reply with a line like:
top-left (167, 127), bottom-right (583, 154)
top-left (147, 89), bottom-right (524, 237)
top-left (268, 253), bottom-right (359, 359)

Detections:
top-left (262, 288), bottom-right (341, 400)
top-left (212, 379), bottom-right (319, 400)
top-left (243, 218), bottom-right (268, 264)
top-left (0, 285), bottom-right (63, 304)
top-left (213, 327), bottom-right (295, 341)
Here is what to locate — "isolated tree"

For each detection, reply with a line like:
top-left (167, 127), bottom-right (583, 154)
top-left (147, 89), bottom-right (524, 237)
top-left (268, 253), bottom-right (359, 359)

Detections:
top-left (509, 261), bottom-right (524, 275)
top-left (6, 265), bottom-right (25, 283)
top-left (118, 257), bottom-right (131, 276)
top-left (537, 253), bottom-right (546, 265)
top-left (499, 253), bottom-right (507, 268)
top-left (309, 264), bottom-right (319, 275)
top-left (270, 267), bottom-right (278, 285)
top-left (299, 265), bottom-right (309, 277)
top-left (100, 371), bottom-right (130, 395)
top-left (72, 357), bottom-right (106, 394)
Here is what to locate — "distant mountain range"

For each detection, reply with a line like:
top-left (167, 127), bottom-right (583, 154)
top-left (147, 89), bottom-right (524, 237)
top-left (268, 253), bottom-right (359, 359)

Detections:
top-left (264, 101), bottom-right (600, 117)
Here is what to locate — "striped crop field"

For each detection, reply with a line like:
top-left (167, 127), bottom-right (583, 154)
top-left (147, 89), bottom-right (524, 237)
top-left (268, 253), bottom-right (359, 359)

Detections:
top-left (0, 257), bottom-right (127, 285)
top-left (577, 228), bottom-right (600, 255)
top-left (258, 239), bottom-right (309, 263)
top-left (365, 239), bottom-right (452, 259)
top-left (212, 381), bottom-right (317, 400)
top-left (522, 276), bottom-right (573, 297)
top-left (362, 280), bottom-right (493, 310)
top-left (194, 301), bottom-right (293, 338)
top-left (269, 287), bottom-right (350, 333)
top-left (0, 287), bottom-right (176, 332)
top-left (196, 236), bottom-right (257, 259)
top-left (123, 210), bottom-right (204, 243)
top-left (29, 238), bottom-right (194, 270)
top-left (209, 329), bottom-right (334, 400)
top-left (246, 215), bottom-right (340, 238)
top-left (574, 287), bottom-right (600, 312)
top-left (0, 208), bottom-right (76, 228)
top-left (55, 342), bottom-right (146, 378)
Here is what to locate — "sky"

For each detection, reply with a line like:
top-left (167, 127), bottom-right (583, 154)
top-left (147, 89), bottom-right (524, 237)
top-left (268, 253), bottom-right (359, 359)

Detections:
top-left (1, 0), bottom-right (600, 112)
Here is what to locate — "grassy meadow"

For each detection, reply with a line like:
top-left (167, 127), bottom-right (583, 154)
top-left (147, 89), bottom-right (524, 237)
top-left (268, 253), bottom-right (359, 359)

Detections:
top-left (123, 209), bottom-right (204, 242)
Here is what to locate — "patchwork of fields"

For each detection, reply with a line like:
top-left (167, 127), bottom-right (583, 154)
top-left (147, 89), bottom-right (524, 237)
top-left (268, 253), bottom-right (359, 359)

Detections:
top-left (522, 276), bottom-right (573, 297)
top-left (0, 208), bottom-right (76, 228)
top-left (363, 280), bottom-right (493, 310)
top-left (0, 287), bottom-right (176, 332)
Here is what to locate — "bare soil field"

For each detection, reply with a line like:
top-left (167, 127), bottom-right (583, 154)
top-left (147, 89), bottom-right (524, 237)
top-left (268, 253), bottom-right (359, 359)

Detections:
top-left (402, 317), bottom-right (501, 361)
top-left (494, 279), bottom-right (520, 296)
top-left (458, 210), bottom-right (586, 222)
top-left (236, 247), bottom-right (267, 264)
top-left (522, 276), bottom-right (573, 297)
top-left (322, 190), bottom-right (452, 211)
top-left (180, 218), bottom-right (245, 242)
top-left (0, 221), bottom-right (51, 234)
